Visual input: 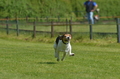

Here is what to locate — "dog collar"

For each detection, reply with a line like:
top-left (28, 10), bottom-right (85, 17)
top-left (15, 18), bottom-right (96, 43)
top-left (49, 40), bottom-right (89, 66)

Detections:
top-left (62, 40), bottom-right (68, 44)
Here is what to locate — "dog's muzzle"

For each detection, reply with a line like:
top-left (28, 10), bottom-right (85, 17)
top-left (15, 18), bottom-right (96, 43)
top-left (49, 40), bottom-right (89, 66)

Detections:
top-left (65, 37), bottom-right (70, 42)
top-left (67, 37), bottom-right (70, 40)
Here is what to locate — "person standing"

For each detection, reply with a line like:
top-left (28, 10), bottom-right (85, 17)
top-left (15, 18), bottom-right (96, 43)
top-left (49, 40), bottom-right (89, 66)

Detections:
top-left (84, 0), bottom-right (98, 24)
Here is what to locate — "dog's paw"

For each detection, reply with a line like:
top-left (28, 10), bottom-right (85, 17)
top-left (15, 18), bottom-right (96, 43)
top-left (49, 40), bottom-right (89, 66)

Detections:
top-left (57, 59), bottom-right (59, 61)
top-left (61, 58), bottom-right (65, 61)
top-left (70, 53), bottom-right (74, 56)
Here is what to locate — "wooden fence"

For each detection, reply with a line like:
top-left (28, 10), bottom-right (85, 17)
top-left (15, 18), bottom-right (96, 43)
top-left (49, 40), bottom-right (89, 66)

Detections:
top-left (0, 18), bottom-right (120, 43)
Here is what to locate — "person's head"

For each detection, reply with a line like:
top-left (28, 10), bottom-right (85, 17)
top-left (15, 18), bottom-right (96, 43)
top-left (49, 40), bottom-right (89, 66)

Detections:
top-left (88, 0), bottom-right (92, 1)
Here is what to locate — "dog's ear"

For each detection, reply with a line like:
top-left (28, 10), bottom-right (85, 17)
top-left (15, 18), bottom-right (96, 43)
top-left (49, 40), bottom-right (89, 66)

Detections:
top-left (59, 35), bottom-right (63, 40)
top-left (68, 34), bottom-right (72, 39)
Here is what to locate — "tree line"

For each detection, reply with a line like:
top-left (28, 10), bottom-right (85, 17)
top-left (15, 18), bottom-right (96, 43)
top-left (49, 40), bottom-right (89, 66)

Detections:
top-left (0, 0), bottom-right (120, 19)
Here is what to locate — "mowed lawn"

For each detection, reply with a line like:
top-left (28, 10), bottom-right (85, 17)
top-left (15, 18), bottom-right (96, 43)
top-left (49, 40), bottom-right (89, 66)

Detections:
top-left (0, 38), bottom-right (120, 79)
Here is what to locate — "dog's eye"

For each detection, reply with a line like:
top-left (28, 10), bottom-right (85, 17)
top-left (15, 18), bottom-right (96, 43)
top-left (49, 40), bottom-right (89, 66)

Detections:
top-left (63, 36), bottom-right (66, 38)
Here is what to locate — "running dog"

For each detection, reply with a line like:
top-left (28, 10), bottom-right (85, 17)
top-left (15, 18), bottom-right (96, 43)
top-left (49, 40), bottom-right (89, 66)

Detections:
top-left (53, 34), bottom-right (74, 61)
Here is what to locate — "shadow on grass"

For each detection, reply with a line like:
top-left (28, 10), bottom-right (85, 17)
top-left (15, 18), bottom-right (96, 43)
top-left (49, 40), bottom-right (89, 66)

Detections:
top-left (38, 62), bottom-right (57, 64)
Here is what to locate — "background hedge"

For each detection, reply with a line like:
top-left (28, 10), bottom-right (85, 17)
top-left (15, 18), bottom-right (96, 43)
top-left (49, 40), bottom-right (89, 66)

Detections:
top-left (0, 0), bottom-right (120, 18)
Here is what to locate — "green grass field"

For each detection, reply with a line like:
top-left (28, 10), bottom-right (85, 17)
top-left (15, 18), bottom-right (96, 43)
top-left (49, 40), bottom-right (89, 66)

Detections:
top-left (0, 37), bottom-right (120, 79)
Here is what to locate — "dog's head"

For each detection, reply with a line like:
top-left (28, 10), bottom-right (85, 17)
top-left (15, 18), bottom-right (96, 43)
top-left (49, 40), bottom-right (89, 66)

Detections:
top-left (60, 34), bottom-right (71, 44)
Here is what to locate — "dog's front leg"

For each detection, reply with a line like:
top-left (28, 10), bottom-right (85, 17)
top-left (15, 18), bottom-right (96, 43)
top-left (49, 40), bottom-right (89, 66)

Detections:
top-left (68, 45), bottom-right (74, 56)
top-left (61, 52), bottom-right (66, 61)
top-left (69, 51), bottom-right (74, 56)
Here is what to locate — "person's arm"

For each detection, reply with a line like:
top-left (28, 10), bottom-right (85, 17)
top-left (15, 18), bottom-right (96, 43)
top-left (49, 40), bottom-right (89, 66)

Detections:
top-left (91, 3), bottom-right (98, 12)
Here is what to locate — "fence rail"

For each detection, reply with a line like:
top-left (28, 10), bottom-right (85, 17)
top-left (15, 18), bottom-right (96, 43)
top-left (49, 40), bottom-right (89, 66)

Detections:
top-left (0, 18), bottom-right (120, 43)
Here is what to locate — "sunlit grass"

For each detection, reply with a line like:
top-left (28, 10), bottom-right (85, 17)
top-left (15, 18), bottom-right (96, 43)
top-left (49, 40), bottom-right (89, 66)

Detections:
top-left (0, 37), bottom-right (120, 79)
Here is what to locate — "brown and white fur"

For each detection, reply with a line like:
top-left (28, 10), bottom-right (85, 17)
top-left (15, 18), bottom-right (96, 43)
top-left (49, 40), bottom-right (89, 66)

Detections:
top-left (53, 34), bottom-right (74, 61)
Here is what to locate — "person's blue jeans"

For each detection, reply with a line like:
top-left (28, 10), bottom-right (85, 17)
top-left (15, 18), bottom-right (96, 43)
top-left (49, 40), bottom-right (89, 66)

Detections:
top-left (87, 12), bottom-right (94, 24)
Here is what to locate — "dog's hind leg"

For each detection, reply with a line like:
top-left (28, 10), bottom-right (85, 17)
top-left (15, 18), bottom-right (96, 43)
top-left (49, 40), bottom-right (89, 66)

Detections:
top-left (61, 52), bottom-right (66, 61)
top-left (57, 54), bottom-right (60, 61)
top-left (55, 51), bottom-right (60, 61)
top-left (56, 51), bottom-right (60, 61)
top-left (54, 50), bottom-right (57, 58)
